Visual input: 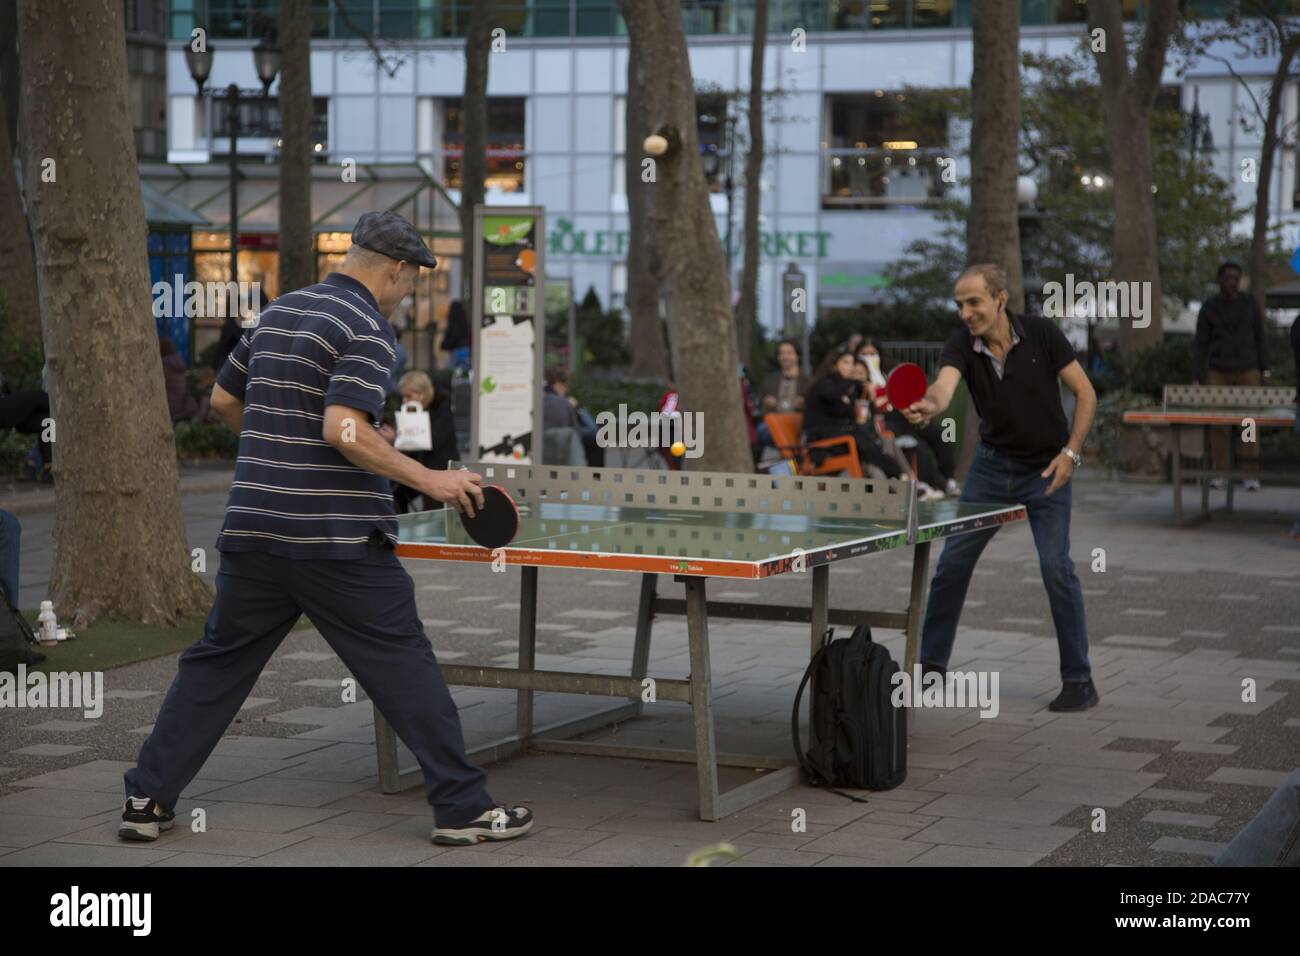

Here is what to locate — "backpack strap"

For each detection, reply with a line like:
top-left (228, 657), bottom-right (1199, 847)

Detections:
top-left (791, 629), bottom-right (870, 805)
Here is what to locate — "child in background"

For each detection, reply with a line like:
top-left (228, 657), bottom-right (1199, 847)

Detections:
top-left (381, 370), bottom-right (458, 512)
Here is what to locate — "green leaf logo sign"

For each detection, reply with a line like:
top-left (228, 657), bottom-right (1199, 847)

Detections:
top-left (481, 376), bottom-right (497, 394)
top-left (484, 216), bottom-right (533, 247)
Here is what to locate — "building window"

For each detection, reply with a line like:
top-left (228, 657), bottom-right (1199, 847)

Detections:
top-left (441, 97), bottom-right (527, 192)
top-left (210, 96), bottom-right (329, 157)
top-left (822, 91), bottom-right (951, 210)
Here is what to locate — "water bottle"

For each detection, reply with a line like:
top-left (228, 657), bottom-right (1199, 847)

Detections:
top-left (38, 601), bottom-right (58, 646)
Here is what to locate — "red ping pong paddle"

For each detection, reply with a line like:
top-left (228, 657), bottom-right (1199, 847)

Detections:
top-left (885, 362), bottom-right (928, 410)
top-left (457, 484), bottom-right (520, 549)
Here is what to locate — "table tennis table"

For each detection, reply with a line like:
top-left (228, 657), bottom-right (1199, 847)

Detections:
top-left (379, 463), bottom-right (1026, 820)
top-left (1123, 384), bottom-right (1298, 525)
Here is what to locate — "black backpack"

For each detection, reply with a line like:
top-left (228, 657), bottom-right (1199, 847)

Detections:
top-left (791, 625), bottom-right (907, 797)
top-left (0, 583), bottom-right (44, 674)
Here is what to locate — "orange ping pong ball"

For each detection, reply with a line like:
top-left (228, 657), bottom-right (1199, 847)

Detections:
top-left (670, 441), bottom-right (686, 457)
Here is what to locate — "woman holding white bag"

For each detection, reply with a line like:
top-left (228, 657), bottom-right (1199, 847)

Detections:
top-left (380, 371), bottom-right (459, 512)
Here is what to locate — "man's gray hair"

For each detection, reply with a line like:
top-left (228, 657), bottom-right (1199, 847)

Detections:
top-left (344, 244), bottom-right (396, 268)
top-left (958, 263), bottom-right (1007, 299)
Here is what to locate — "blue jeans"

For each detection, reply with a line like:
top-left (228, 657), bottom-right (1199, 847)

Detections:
top-left (920, 443), bottom-right (1091, 683)
top-left (1215, 768), bottom-right (1300, 866)
top-left (0, 509), bottom-right (20, 605)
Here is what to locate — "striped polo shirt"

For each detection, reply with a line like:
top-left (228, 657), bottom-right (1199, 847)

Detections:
top-left (214, 272), bottom-right (398, 559)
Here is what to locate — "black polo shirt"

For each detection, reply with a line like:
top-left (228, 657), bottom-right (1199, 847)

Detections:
top-left (939, 312), bottom-right (1076, 468)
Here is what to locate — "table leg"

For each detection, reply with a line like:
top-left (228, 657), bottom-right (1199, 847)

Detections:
top-left (515, 565), bottom-right (538, 742)
top-left (904, 540), bottom-right (932, 676)
top-left (373, 703), bottom-right (401, 794)
top-left (631, 573), bottom-right (656, 715)
top-left (1200, 426), bottom-right (1211, 520)
top-left (1171, 425), bottom-right (1183, 524)
top-left (810, 564), bottom-right (829, 658)
top-left (1226, 431), bottom-right (1236, 513)
top-left (683, 576), bottom-right (720, 821)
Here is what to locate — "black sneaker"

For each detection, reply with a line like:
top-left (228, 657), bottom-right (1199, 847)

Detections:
top-left (432, 805), bottom-right (534, 846)
top-left (1049, 679), bottom-right (1099, 712)
top-left (118, 797), bottom-right (175, 842)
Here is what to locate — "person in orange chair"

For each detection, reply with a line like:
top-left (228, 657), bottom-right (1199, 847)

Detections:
top-left (802, 349), bottom-right (907, 481)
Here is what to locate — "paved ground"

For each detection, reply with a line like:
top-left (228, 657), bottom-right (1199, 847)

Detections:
top-left (1, 467), bottom-right (1297, 866)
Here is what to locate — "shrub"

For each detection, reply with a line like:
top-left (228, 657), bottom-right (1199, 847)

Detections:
top-left (173, 421), bottom-right (238, 459)
top-left (0, 429), bottom-right (35, 477)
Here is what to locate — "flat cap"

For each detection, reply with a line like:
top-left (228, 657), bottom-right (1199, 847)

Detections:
top-left (352, 211), bottom-right (438, 268)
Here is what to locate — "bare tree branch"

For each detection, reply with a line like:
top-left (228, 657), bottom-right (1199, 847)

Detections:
top-left (332, 0), bottom-right (407, 78)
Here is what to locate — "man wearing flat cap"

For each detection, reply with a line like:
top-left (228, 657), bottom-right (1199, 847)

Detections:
top-left (121, 212), bottom-right (534, 847)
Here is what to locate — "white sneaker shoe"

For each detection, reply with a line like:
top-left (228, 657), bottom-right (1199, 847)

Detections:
top-left (1208, 478), bottom-right (1226, 490)
top-left (1241, 479), bottom-right (1261, 492)
top-left (917, 482), bottom-right (946, 502)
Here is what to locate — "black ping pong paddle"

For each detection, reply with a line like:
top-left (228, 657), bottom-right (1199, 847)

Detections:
top-left (457, 484), bottom-right (520, 549)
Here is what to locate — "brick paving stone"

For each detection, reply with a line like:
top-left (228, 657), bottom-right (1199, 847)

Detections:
top-left (1149, 836), bottom-right (1227, 858)
top-left (1204, 767), bottom-right (1291, 788)
top-left (908, 816), bottom-right (1077, 853)
top-left (909, 844), bottom-right (1046, 866)
top-left (1137, 789), bottom-right (1213, 804)
top-left (10, 744), bottom-right (89, 757)
top-left (1141, 810), bottom-right (1219, 828)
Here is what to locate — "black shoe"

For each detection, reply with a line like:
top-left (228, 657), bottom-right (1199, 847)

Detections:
top-left (118, 796), bottom-right (175, 842)
top-left (920, 661), bottom-right (947, 681)
top-left (1049, 679), bottom-right (1099, 712)
top-left (432, 805), bottom-right (534, 846)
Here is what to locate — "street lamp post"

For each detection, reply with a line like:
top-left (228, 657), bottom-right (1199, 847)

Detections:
top-left (185, 37), bottom-right (281, 330)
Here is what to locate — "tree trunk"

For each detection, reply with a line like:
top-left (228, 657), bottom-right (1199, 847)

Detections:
top-left (966, 0), bottom-right (1023, 311)
top-left (17, 0), bottom-right (210, 628)
top-left (1249, 38), bottom-right (1300, 316)
top-left (625, 33), bottom-right (668, 379)
top-left (734, 0), bottom-right (767, 368)
top-left (0, 2), bottom-right (41, 343)
top-left (277, 0), bottom-right (314, 294)
top-left (459, 0), bottom-right (495, 304)
top-left (619, 0), bottom-right (752, 474)
top-left (1088, 0), bottom-right (1178, 354)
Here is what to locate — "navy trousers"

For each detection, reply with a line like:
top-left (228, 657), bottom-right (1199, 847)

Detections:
top-left (125, 539), bottom-right (495, 828)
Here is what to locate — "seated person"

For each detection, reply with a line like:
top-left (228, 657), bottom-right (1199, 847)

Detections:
top-left (860, 339), bottom-right (959, 496)
top-left (759, 339), bottom-right (808, 416)
top-left (161, 337), bottom-right (205, 423)
top-left (803, 350), bottom-right (906, 481)
top-left (541, 364), bottom-right (586, 465)
top-left (851, 355), bottom-right (944, 498)
top-left (381, 370), bottom-right (457, 513)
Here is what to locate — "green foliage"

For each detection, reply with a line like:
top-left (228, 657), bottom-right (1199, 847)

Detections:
top-left (883, 51), bottom-right (1243, 321)
top-left (569, 376), bottom-right (667, 418)
top-left (0, 429), bottom-right (34, 477)
top-left (1087, 387), bottom-right (1155, 470)
top-left (173, 421), bottom-right (238, 459)
top-left (576, 286), bottom-right (631, 369)
top-left (0, 289), bottom-right (45, 392)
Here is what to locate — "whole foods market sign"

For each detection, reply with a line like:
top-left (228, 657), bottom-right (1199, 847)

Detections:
top-left (548, 217), bottom-right (831, 258)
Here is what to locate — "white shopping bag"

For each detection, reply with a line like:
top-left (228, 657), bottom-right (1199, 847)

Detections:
top-left (394, 401), bottom-right (433, 452)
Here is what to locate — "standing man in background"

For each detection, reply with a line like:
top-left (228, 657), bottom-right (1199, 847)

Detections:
top-left (1194, 262), bottom-right (1269, 491)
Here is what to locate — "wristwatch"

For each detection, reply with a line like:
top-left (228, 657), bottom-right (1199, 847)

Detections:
top-left (1061, 447), bottom-right (1082, 468)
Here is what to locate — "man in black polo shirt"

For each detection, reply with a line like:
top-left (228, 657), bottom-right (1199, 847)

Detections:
top-left (121, 212), bottom-right (534, 846)
top-left (903, 263), bottom-right (1099, 711)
